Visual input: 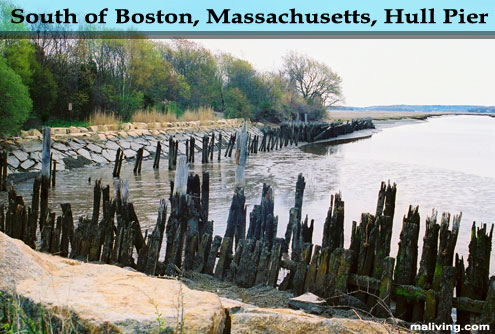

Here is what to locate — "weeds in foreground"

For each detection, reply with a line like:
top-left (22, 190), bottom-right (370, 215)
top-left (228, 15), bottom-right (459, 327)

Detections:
top-left (0, 291), bottom-right (79, 334)
top-left (149, 266), bottom-right (185, 334)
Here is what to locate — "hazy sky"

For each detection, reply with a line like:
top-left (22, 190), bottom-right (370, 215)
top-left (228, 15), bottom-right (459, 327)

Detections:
top-left (192, 39), bottom-right (495, 107)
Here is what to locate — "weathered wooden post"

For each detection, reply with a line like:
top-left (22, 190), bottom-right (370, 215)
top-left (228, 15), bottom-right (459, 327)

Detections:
top-left (321, 192), bottom-right (344, 253)
top-left (0, 151), bottom-right (7, 191)
top-left (189, 136), bottom-right (195, 163)
top-left (133, 147), bottom-right (144, 175)
top-left (153, 142), bottom-right (161, 169)
top-left (432, 212), bottom-right (461, 291)
top-left (209, 132), bottom-right (215, 161)
top-left (217, 122), bottom-right (249, 280)
top-left (217, 132), bottom-right (222, 161)
top-left (164, 156), bottom-right (189, 274)
top-left (413, 210), bottom-right (440, 321)
top-left (40, 127), bottom-right (51, 232)
top-left (202, 134), bottom-right (209, 163)
top-left (168, 136), bottom-right (177, 170)
top-left (235, 122), bottom-right (248, 185)
top-left (51, 160), bottom-right (57, 187)
top-left (112, 148), bottom-right (122, 178)
top-left (480, 276), bottom-right (495, 330)
top-left (393, 205), bottom-right (420, 321)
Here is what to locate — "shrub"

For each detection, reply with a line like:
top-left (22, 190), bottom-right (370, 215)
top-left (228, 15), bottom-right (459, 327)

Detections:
top-left (0, 57), bottom-right (32, 136)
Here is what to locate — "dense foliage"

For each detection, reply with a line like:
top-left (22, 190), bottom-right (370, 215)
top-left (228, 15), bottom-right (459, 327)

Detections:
top-left (0, 3), bottom-right (343, 135)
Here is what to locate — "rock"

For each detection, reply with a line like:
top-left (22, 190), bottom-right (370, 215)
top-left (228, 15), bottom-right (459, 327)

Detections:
top-left (30, 129), bottom-right (42, 137)
top-left (142, 149), bottom-right (150, 158)
top-left (288, 293), bottom-right (328, 315)
top-left (65, 150), bottom-right (78, 159)
top-left (51, 127), bottom-right (67, 135)
top-left (7, 155), bottom-right (20, 168)
top-left (50, 149), bottom-right (66, 162)
top-left (127, 130), bottom-right (139, 137)
top-left (225, 304), bottom-right (392, 334)
top-left (134, 122), bottom-right (148, 130)
top-left (68, 126), bottom-right (80, 134)
top-left (0, 232), bottom-right (226, 334)
top-left (122, 123), bottom-right (134, 131)
top-left (91, 153), bottom-right (107, 164)
top-left (130, 142), bottom-right (143, 151)
top-left (118, 131), bottom-right (128, 138)
top-left (29, 152), bottom-right (42, 161)
top-left (22, 142), bottom-right (42, 153)
top-left (105, 141), bottom-right (120, 151)
top-left (12, 150), bottom-right (29, 162)
top-left (33, 162), bottom-right (42, 170)
top-left (98, 125), bottom-right (108, 132)
top-left (107, 124), bottom-right (119, 131)
top-left (102, 149), bottom-right (117, 162)
top-left (86, 143), bottom-right (102, 154)
top-left (52, 142), bottom-right (69, 152)
top-left (77, 148), bottom-right (92, 161)
top-left (134, 138), bottom-right (150, 146)
top-left (20, 130), bottom-right (30, 137)
top-left (88, 125), bottom-right (99, 133)
top-left (68, 141), bottom-right (84, 150)
top-left (119, 140), bottom-right (131, 149)
top-left (97, 134), bottom-right (107, 140)
top-left (123, 149), bottom-right (136, 159)
top-left (20, 159), bottom-right (35, 170)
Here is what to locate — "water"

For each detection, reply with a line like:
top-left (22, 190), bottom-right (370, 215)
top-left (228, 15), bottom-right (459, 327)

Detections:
top-left (5, 115), bottom-right (495, 273)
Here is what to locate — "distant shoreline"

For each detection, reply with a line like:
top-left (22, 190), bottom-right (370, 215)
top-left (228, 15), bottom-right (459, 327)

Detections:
top-left (326, 110), bottom-right (494, 122)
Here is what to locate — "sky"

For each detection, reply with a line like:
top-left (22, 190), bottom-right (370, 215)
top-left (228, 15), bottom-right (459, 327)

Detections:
top-left (193, 39), bottom-right (495, 107)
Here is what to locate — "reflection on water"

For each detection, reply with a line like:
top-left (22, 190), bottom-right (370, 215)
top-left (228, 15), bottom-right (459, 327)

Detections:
top-left (5, 115), bottom-right (495, 273)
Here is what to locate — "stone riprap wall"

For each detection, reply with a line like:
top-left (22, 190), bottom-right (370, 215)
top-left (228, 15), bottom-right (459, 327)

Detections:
top-left (1, 118), bottom-right (257, 174)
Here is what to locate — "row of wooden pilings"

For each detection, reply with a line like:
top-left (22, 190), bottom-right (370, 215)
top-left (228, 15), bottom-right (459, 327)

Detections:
top-left (109, 118), bottom-right (375, 178)
top-left (2, 119), bottom-right (494, 333)
top-left (2, 168), bottom-right (494, 332)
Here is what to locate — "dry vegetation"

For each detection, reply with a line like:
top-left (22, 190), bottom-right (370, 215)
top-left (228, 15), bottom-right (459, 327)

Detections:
top-left (88, 107), bottom-right (216, 127)
top-left (131, 110), bottom-right (178, 123)
top-left (131, 107), bottom-right (215, 124)
top-left (88, 111), bottom-right (122, 126)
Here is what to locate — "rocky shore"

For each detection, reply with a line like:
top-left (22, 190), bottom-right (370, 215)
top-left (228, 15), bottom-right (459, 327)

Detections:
top-left (0, 232), bottom-right (406, 334)
top-left (0, 118), bottom-right (258, 175)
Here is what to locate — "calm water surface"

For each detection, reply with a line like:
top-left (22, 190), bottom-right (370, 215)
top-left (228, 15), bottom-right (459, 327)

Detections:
top-left (6, 115), bottom-right (495, 272)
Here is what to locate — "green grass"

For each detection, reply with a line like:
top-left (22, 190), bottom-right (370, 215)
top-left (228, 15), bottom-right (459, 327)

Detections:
top-left (43, 120), bottom-right (90, 128)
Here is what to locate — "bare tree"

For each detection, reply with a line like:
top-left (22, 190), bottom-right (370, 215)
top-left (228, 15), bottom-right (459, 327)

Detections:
top-left (283, 51), bottom-right (343, 107)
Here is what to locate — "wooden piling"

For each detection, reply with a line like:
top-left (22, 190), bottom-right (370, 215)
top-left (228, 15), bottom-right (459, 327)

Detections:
top-left (40, 127), bottom-right (51, 232)
top-left (133, 147), bottom-right (144, 175)
top-left (393, 205), bottom-right (420, 321)
top-left (1, 151), bottom-right (8, 191)
top-left (153, 142), bottom-right (161, 169)
top-left (51, 160), bottom-right (57, 187)
top-left (217, 133), bottom-right (222, 161)
top-left (321, 192), bottom-right (344, 253)
top-left (112, 148), bottom-right (123, 178)
top-left (432, 212), bottom-right (461, 291)
top-left (202, 134), bottom-right (209, 163)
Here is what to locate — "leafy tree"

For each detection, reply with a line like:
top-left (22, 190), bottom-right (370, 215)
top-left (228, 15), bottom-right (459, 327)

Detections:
top-left (283, 51), bottom-right (343, 107)
top-left (168, 40), bottom-right (221, 108)
top-left (0, 57), bottom-right (32, 135)
top-left (224, 87), bottom-right (251, 119)
top-left (28, 55), bottom-right (58, 123)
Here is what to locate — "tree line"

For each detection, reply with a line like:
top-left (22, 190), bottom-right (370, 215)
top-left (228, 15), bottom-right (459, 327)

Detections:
top-left (0, 2), bottom-right (343, 136)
